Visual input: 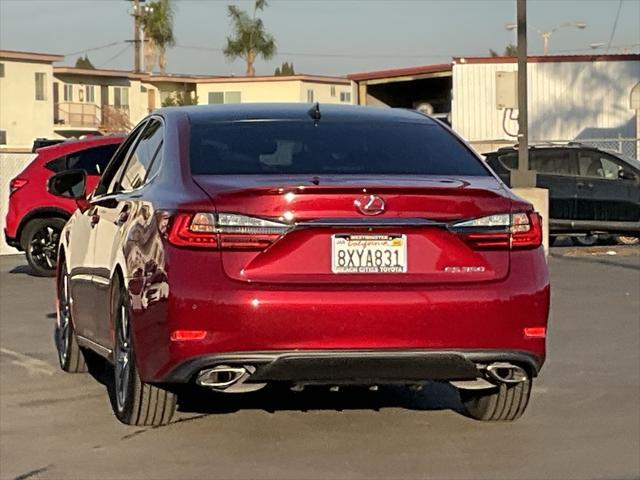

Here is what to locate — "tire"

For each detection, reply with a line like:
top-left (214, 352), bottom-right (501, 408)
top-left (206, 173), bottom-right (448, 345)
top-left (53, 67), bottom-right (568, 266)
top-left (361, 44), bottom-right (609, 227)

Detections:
top-left (55, 263), bottom-right (88, 373)
top-left (111, 278), bottom-right (176, 426)
top-left (571, 235), bottom-right (598, 247)
top-left (459, 378), bottom-right (532, 422)
top-left (23, 217), bottom-right (66, 277)
top-left (615, 235), bottom-right (639, 246)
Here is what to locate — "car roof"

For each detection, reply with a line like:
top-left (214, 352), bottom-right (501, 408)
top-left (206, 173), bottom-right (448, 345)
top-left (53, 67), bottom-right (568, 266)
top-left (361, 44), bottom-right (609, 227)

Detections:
top-left (159, 103), bottom-right (437, 124)
top-left (35, 134), bottom-right (125, 155)
top-left (489, 142), bottom-right (626, 156)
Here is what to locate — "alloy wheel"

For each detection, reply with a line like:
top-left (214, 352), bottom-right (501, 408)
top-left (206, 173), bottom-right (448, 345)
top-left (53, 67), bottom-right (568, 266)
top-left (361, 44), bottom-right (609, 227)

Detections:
top-left (115, 299), bottom-right (132, 412)
top-left (56, 269), bottom-right (71, 365)
top-left (30, 225), bottom-right (60, 271)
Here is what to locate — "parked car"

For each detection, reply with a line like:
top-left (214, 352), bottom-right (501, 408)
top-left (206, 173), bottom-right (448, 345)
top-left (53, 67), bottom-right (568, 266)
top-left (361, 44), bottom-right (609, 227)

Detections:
top-left (49, 104), bottom-right (549, 426)
top-left (484, 144), bottom-right (640, 245)
top-left (5, 135), bottom-right (124, 276)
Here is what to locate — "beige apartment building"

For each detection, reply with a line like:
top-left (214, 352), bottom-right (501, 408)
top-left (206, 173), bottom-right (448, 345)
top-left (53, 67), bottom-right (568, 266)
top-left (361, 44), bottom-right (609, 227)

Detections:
top-left (51, 67), bottom-right (200, 137)
top-left (0, 49), bottom-right (354, 151)
top-left (196, 75), bottom-right (353, 105)
top-left (0, 50), bottom-right (64, 150)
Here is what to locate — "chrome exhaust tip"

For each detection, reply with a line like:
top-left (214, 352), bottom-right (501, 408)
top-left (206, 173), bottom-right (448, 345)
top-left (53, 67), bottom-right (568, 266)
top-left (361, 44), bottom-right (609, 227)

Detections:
top-left (196, 365), bottom-right (248, 389)
top-left (485, 362), bottom-right (528, 384)
top-left (196, 365), bottom-right (266, 393)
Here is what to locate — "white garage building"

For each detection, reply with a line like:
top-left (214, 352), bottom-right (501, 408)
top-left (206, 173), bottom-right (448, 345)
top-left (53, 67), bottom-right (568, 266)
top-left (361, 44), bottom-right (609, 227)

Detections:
top-left (350, 54), bottom-right (640, 157)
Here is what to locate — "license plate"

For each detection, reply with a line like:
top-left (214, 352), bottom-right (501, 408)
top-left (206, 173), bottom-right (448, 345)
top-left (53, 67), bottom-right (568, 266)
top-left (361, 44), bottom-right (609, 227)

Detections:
top-left (331, 234), bottom-right (407, 274)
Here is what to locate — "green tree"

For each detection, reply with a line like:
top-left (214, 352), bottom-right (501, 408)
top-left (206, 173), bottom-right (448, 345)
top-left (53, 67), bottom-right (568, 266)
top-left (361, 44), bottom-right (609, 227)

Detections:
top-left (161, 90), bottom-right (198, 107)
top-left (75, 55), bottom-right (95, 69)
top-left (224, 0), bottom-right (276, 77)
top-left (274, 61), bottom-right (294, 76)
top-left (488, 44), bottom-right (518, 57)
top-left (140, 0), bottom-right (175, 74)
top-left (504, 44), bottom-right (517, 56)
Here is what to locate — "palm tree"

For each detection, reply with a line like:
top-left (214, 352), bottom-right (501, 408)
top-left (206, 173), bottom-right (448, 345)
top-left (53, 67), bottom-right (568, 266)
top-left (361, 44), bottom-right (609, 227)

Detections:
top-left (224, 0), bottom-right (276, 76)
top-left (140, 0), bottom-right (175, 74)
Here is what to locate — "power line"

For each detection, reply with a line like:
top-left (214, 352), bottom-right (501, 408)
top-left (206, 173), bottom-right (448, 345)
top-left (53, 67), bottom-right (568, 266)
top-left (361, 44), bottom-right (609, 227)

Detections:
top-left (605, 0), bottom-right (623, 54)
top-left (64, 41), bottom-right (125, 58)
top-left (175, 44), bottom-right (465, 60)
top-left (98, 44), bottom-right (131, 68)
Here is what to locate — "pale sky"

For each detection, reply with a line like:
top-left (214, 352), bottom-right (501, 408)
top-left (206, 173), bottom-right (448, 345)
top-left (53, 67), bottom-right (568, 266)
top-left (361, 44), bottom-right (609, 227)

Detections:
top-left (1, 0), bottom-right (638, 76)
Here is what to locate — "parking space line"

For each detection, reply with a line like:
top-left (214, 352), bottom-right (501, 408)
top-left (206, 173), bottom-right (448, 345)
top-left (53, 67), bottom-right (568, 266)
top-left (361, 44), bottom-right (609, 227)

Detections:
top-left (0, 347), bottom-right (56, 376)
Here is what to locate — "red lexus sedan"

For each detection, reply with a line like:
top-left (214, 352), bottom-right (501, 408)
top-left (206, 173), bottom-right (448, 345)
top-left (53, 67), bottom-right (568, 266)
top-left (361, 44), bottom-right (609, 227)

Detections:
top-left (5, 135), bottom-right (124, 276)
top-left (48, 104), bottom-right (549, 426)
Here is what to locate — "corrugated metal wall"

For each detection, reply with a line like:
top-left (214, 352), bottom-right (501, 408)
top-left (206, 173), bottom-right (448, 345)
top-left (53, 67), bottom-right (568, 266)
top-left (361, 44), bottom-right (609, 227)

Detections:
top-left (452, 60), bottom-right (640, 145)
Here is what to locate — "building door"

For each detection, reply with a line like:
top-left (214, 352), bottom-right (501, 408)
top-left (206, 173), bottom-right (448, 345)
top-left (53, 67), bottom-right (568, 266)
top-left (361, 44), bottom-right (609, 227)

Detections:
top-left (53, 82), bottom-right (59, 123)
top-left (100, 85), bottom-right (109, 108)
top-left (148, 89), bottom-right (156, 113)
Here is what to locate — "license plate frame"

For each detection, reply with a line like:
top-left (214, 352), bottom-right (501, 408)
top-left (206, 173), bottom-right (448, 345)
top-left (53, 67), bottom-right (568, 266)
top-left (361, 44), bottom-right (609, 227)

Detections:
top-left (331, 234), bottom-right (407, 274)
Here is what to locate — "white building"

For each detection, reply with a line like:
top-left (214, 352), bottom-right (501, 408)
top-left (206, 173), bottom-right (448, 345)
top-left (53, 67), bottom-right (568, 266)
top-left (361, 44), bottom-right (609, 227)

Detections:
top-left (350, 54), bottom-right (640, 156)
top-left (0, 50), bottom-right (64, 150)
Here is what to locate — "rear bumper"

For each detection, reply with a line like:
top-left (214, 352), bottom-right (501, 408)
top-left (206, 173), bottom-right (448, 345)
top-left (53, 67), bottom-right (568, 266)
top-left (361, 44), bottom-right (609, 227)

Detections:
top-left (162, 349), bottom-right (543, 384)
top-left (131, 247), bottom-right (550, 383)
top-left (3, 230), bottom-right (21, 250)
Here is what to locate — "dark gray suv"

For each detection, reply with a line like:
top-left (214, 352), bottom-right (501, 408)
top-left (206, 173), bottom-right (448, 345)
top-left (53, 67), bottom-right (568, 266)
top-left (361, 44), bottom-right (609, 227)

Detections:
top-left (485, 144), bottom-right (640, 245)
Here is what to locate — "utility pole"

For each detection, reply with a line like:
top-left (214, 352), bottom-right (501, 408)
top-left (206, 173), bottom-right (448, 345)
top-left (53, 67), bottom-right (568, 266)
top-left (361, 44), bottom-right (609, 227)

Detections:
top-left (131, 0), bottom-right (144, 73)
top-left (512, 0), bottom-right (536, 187)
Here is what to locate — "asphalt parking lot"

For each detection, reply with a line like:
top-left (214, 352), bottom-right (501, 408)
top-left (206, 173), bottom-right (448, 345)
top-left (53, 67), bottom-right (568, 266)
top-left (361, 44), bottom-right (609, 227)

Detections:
top-left (1, 247), bottom-right (639, 480)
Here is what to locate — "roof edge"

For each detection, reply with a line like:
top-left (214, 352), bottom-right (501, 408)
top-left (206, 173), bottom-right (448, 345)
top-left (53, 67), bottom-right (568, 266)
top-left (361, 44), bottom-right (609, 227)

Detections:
top-left (347, 63), bottom-right (452, 82)
top-left (453, 53), bottom-right (640, 64)
top-left (0, 49), bottom-right (64, 63)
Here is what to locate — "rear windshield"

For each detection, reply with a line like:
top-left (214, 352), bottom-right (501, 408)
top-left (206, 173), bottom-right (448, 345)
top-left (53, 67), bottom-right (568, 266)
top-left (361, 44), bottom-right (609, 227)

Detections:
top-left (190, 120), bottom-right (489, 176)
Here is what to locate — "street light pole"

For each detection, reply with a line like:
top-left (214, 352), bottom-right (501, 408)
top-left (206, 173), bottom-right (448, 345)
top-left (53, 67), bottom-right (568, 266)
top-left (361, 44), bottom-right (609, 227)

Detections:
top-left (542, 31), bottom-right (551, 55)
top-left (505, 21), bottom-right (586, 55)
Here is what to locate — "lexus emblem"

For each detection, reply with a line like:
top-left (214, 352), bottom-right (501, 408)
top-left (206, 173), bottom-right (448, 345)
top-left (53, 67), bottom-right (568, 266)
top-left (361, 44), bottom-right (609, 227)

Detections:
top-left (354, 194), bottom-right (385, 216)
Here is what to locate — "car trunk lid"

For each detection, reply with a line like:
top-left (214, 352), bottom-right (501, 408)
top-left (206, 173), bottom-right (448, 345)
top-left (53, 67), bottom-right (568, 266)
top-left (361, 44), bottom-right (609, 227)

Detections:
top-left (193, 174), bottom-right (514, 285)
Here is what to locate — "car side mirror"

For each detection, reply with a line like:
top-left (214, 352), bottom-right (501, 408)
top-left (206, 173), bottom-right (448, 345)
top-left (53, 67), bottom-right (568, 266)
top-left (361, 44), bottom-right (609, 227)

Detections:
top-left (618, 169), bottom-right (637, 181)
top-left (47, 169), bottom-right (87, 200)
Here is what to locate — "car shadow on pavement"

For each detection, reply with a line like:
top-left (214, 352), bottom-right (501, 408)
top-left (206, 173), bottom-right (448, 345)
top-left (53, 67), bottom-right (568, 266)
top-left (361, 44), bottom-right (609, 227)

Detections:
top-left (176, 382), bottom-right (466, 417)
top-left (82, 351), bottom-right (465, 419)
top-left (9, 264), bottom-right (35, 275)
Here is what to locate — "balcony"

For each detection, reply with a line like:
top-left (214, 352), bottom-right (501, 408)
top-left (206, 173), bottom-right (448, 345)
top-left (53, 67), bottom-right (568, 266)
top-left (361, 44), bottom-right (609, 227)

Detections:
top-left (55, 102), bottom-right (100, 129)
top-left (54, 103), bottom-right (132, 133)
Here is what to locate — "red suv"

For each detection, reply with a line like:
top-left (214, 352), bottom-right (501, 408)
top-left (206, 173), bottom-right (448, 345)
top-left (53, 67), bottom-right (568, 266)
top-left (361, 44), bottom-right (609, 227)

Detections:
top-left (5, 135), bottom-right (124, 276)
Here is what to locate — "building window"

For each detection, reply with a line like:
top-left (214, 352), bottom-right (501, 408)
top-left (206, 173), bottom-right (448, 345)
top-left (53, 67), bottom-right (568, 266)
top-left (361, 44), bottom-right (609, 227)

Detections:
top-left (225, 91), bottom-right (241, 104)
top-left (63, 84), bottom-right (73, 102)
top-left (307, 89), bottom-right (314, 103)
top-left (141, 85), bottom-right (147, 93)
top-left (0, 63), bottom-right (5, 78)
top-left (208, 92), bottom-right (224, 104)
top-left (330, 86), bottom-right (336, 97)
top-left (85, 85), bottom-right (95, 103)
top-left (340, 91), bottom-right (351, 103)
top-left (114, 87), bottom-right (130, 108)
top-left (208, 91), bottom-right (242, 104)
top-left (0, 130), bottom-right (6, 145)
top-left (35, 73), bottom-right (47, 101)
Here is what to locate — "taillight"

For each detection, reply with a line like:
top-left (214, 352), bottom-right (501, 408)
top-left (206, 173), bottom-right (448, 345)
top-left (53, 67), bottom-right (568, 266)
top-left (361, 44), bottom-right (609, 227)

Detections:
top-left (450, 212), bottom-right (542, 250)
top-left (9, 178), bottom-right (28, 195)
top-left (165, 212), bottom-right (289, 250)
top-left (511, 212), bottom-right (543, 249)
